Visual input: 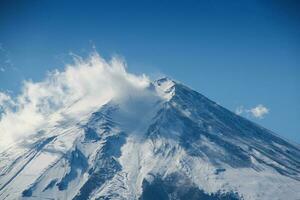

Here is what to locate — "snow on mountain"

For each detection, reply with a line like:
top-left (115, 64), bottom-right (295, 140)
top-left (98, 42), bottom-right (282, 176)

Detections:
top-left (0, 77), bottom-right (300, 200)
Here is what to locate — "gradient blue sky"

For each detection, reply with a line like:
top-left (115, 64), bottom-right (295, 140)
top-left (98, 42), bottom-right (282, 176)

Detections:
top-left (0, 0), bottom-right (299, 142)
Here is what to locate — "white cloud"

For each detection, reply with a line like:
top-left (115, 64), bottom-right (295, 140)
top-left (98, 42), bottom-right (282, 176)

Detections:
top-left (0, 92), bottom-right (15, 112)
top-left (0, 92), bottom-right (10, 103)
top-left (249, 104), bottom-right (269, 119)
top-left (235, 104), bottom-right (269, 119)
top-left (0, 52), bottom-right (152, 149)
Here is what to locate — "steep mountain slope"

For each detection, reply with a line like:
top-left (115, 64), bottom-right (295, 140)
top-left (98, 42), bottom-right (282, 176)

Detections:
top-left (0, 78), bottom-right (299, 200)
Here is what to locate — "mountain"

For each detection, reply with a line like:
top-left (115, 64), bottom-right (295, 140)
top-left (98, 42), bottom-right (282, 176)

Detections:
top-left (0, 78), bottom-right (300, 200)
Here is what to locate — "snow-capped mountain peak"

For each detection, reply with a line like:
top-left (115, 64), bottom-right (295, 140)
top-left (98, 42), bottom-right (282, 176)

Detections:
top-left (0, 79), bottom-right (299, 200)
top-left (153, 77), bottom-right (175, 100)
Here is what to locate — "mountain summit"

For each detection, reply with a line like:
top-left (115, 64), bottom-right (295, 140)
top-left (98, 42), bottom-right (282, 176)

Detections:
top-left (1, 78), bottom-right (299, 200)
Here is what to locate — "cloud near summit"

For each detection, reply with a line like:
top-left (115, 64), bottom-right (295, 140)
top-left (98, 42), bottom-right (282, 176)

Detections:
top-left (235, 104), bottom-right (269, 119)
top-left (0, 52), bottom-right (151, 149)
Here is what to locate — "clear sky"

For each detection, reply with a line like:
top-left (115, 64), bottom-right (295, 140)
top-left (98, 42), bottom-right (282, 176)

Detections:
top-left (0, 0), bottom-right (299, 142)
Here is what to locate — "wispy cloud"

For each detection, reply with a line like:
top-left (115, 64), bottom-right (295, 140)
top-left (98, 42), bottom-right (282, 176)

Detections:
top-left (0, 43), bottom-right (14, 73)
top-left (0, 92), bottom-right (12, 106)
top-left (235, 106), bottom-right (244, 115)
top-left (0, 52), bottom-right (152, 149)
top-left (235, 104), bottom-right (269, 119)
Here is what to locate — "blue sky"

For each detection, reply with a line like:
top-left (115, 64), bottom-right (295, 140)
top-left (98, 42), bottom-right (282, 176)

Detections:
top-left (0, 0), bottom-right (299, 142)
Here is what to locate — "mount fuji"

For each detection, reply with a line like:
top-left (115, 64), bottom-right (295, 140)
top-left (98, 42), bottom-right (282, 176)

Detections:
top-left (1, 77), bottom-right (300, 200)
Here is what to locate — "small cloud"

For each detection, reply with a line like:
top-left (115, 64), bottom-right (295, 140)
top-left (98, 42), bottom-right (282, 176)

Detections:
top-left (235, 104), bottom-right (269, 119)
top-left (0, 67), bottom-right (5, 72)
top-left (0, 92), bottom-right (14, 115)
top-left (0, 92), bottom-right (11, 104)
top-left (249, 104), bottom-right (269, 119)
top-left (235, 106), bottom-right (244, 115)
